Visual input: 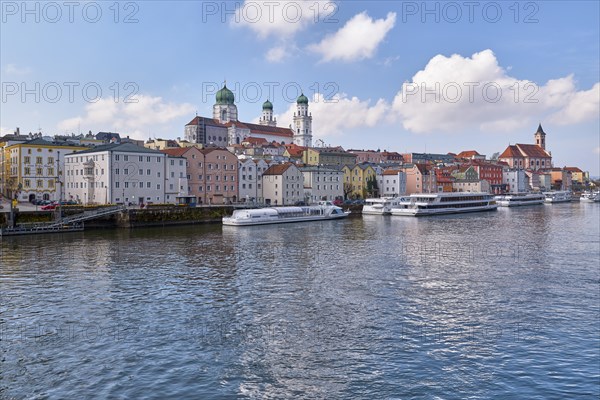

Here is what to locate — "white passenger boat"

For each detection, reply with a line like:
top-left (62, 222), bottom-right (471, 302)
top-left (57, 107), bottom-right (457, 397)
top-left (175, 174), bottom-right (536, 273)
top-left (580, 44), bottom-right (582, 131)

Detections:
top-left (390, 192), bottom-right (497, 216)
top-left (222, 201), bottom-right (350, 226)
top-left (494, 192), bottom-right (544, 207)
top-left (543, 191), bottom-right (572, 203)
top-left (362, 197), bottom-right (410, 215)
top-left (579, 191), bottom-right (600, 203)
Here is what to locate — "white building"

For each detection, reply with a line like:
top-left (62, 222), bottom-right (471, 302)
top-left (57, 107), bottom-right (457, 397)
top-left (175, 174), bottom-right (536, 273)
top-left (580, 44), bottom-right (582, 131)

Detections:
top-left (238, 158), bottom-right (269, 202)
top-left (262, 162), bottom-right (304, 206)
top-left (299, 166), bottom-right (343, 203)
top-left (503, 168), bottom-right (529, 193)
top-left (64, 143), bottom-right (187, 205)
top-left (184, 84), bottom-right (311, 147)
top-left (452, 180), bottom-right (491, 193)
top-left (377, 169), bottom-right (407, 197)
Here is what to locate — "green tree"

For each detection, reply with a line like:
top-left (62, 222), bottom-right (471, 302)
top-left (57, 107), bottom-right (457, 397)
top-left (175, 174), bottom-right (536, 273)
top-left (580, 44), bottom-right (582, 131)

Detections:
top-left (366, 175), bottom-right (378, 197)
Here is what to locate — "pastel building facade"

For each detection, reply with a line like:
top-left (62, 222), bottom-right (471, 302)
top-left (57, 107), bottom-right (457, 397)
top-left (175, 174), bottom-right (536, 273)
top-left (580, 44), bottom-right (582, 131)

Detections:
top-left (262, 163), bottom-right (304, 205)
top-left (65, 143), bottom-right (187, 205)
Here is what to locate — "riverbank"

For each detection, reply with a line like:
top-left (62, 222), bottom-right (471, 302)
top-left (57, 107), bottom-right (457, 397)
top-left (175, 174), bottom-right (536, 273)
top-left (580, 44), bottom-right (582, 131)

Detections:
top-left (0, 204), bottom-right (363, 231)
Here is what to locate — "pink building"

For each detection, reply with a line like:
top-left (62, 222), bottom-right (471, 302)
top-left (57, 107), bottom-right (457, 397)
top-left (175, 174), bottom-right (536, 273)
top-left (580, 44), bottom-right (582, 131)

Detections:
top-left (402, 164), bottom-right (437, 194)
top-left (162, 146), bottom-right (239, 204)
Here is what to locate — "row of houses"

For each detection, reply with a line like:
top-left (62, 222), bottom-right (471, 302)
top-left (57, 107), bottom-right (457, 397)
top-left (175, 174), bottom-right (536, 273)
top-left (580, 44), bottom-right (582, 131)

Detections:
top-left (0, 124), bottom-right (592, 205)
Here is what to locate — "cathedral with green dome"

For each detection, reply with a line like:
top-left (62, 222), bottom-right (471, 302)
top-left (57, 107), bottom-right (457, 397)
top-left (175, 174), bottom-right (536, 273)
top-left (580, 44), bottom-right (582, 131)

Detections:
top-left (185, 83), bottom-right (313, 147)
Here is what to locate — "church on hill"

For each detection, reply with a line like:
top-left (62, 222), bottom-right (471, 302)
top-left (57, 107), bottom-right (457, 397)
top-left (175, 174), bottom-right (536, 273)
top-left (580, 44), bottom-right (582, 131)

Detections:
top-left (184, 84), bottom-right (313, 148)
top-left (498, 124), bottom-right (553, 171)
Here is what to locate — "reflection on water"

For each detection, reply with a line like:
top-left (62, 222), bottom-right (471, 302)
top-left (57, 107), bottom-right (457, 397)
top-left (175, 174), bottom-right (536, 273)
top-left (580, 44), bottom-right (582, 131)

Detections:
top-left (1, 203), bottom-right (599, 399)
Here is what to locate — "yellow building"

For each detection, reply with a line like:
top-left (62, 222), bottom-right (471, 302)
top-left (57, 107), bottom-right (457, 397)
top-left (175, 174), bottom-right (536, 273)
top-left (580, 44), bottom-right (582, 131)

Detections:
top-left (565, 167), bottom-right (586, 184)
top-left (4, 138), bottom-right (87, 202)
top-left (343, 164), bottom-right (377, 199)
top-left (303, 146), bottom-right (357, 166)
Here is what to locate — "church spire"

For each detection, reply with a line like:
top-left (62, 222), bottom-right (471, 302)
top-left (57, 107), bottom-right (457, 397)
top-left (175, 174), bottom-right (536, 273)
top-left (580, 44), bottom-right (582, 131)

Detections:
top-left (534, 123), bottom-right (546, 150)
top-left (536, 123), bottom-right (545, 134)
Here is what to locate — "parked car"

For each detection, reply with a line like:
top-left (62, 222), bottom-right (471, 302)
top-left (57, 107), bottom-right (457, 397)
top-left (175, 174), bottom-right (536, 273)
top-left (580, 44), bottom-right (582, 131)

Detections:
top-left (333, 199), bottom-right (343, 206)
top-left (343, 200), bottom-right (353, 205)
top-left (41, 203), bottom-right (57, 210)
top-left (294, 201), bottom-right (307, 206)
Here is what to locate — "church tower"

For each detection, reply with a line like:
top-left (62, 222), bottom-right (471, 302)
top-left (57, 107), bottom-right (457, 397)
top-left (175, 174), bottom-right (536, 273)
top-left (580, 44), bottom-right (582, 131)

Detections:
top-left (259, 100), bottom-right (277, 127)
top-left (293, 93), bottom-right (312, 147)
top-left (213, 84), bottom-right (238, 123)
top-left (534, 123), bottom-right (546, 150)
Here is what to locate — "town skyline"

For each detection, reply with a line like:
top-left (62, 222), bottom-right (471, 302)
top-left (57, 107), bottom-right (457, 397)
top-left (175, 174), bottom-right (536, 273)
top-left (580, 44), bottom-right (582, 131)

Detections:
top-left (1, 1), bottom-right (598, 174)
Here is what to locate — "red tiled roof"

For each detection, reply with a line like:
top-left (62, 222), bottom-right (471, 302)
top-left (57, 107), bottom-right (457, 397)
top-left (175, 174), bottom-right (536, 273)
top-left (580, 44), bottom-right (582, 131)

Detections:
top-left (499, 143), bottom-right (551, 159)
top-left (564, 167), bottom-right (583, 172)
top-left (413, 163), bottom-right (432, 175)
top-left (515, 144), bottom-right (551, 158)
top-left (499, 145), bottom-right (522, 159)
top-left (456, 150), bottom-right (480, 158)
top-left (286, 147), bottom-right (305, 157)
top-left (382, 169), bottom-right (401, 175)
top-left (199, 147), bottom-right (234, 156)
top-left (242, 137), bottom-right (268, 145)
top-left (223, 121), bottom-right (293, 138)
top-left (161, 148), bottom-right (195, 157)
top-left (263, 162), bottom-right (295, 175)
top-left (436, 177), bottom-right (455, 183)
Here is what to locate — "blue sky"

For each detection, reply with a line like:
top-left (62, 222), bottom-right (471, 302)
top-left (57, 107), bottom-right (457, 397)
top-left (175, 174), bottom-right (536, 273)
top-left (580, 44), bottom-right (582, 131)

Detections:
top-left (1, 1), bottom-right (599, 174)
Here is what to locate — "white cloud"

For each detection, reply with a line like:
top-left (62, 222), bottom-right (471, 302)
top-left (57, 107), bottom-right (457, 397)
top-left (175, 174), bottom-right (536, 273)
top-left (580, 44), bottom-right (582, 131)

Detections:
top-left (57, 95), bottom-right (195, 140)
top-left (273, 92), bottom-right (389, 138)
top-left (265, 45), bottom-right (289, 63)
top-left (308, 11), bottom-right (396, 63)
top-left (391, 49), bottom-right (600, 133)
top-left (594, 146), bottom-right (600, 155)
top-left (3, 63), bottom-right (32, 76)
top-left (548, 81), bottom-right (600, 125)
top-left (231, 1), bottom-right (333, 39)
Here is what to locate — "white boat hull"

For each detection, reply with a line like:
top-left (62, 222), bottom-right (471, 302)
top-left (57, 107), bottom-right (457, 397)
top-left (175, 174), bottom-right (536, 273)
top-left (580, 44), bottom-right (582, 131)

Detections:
top-left (495, 196), bottom-right (545, 207)
top-left (543, 191), bottom-right (572, 203)
top-left (362, 207), bottom-right (388, 215)
top-left (223, 212), bottom-right (349, 226)
top-left (579, 192), bottom-right (600, 202)
top-left (392, 204), bottom-right (497, 216)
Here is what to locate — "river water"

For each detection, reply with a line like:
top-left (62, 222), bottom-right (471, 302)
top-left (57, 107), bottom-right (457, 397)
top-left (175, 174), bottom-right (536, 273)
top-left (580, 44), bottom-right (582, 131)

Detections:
top-left (1, 203), bottom-right (599, 399)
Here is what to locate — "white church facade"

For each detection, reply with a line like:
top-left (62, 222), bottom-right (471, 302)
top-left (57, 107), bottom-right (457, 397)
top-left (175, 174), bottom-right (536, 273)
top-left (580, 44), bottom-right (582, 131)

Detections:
top-left (184, 84), bottom-right (313, 148)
